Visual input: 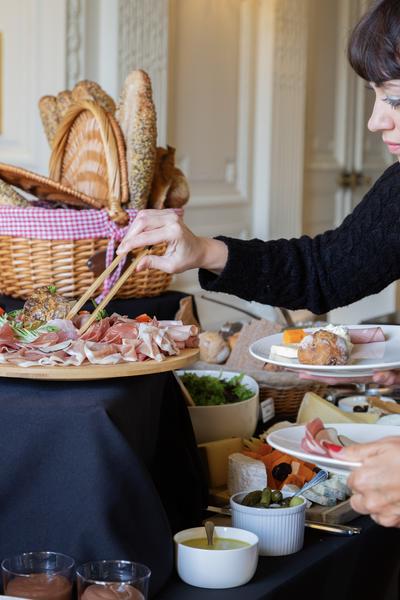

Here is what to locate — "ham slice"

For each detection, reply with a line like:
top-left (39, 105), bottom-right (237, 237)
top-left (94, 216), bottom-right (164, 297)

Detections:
top-left (0, 323), bottom-right (19, 351)
top-left (301, 418), bottom-right (357, 458)
top-left (0, 311), bottom-right (199, 367)
top-left (349, 327), bottom-right (385, 344)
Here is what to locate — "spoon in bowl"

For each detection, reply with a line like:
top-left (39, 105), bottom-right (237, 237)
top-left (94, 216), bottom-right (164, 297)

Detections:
top-left (288, 469), bottom-right (329, 499)
top-left (204, 520), bottom-right (215, 547)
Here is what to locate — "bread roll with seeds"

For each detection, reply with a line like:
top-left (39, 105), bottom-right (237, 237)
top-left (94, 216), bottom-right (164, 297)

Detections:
top-left (56, 90), bottom-right (73, 121)
top-left (117, 69), bottom-right (157, 209)
top-left (72, 80), bottom-right (116, 114)
top-left (0, 179), bottom-right (30, 207)
top-left (38, 96), bottom-right (60, 147)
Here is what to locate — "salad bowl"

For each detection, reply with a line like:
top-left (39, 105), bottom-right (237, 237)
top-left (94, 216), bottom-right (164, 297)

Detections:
top-left (176, 369), bottom-right (259, 443)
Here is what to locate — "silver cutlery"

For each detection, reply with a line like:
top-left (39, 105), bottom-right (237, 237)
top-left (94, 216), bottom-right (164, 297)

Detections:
top-left (206, 506), bottom-right (361, 536)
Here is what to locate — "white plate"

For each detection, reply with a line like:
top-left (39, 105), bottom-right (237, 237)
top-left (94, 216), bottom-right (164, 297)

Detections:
top-left (267, 423), bottom-right (400, 474)
top-left (338, 395), bottom-right (395, 413)
top-left (249, 324), bottom-right (400, 378)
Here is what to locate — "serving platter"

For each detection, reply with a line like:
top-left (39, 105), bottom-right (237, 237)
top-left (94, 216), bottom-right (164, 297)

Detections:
top-left (0, 348), bottom-right (199, 381)
top-left (249, 324), bottom-right (400, 378)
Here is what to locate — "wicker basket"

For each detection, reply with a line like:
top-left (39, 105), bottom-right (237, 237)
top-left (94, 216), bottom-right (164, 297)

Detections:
top-left (0, 101), bottom-right (172, 300)
top-left (0, 233), bottom-right (170, 299)
top-left (259, 383), bottom-right (328, 422)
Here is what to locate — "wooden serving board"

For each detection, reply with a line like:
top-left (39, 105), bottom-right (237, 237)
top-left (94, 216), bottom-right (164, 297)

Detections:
top-left (306, 498), bottom-right (358, 524)
top-left (0, 348), bottom-right (199, 381)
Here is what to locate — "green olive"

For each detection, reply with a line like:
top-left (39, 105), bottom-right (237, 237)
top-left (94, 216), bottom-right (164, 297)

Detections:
top-left (289, 496), bottom-right (304, 507)
top-left (271, 490), bottom-right (283, 504)
top-left (260, 487), bottom-right (272, 507)
top-left (241, 490), bottom-right (262, 506)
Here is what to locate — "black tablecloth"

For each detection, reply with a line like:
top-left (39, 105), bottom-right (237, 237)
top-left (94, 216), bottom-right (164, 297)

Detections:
top-left (0, 292), bottom-right (207, 597)
top-left (156, 516), bottom-right (400, 600)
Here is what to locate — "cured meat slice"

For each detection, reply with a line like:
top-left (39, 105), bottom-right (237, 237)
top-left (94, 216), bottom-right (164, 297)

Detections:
top-left (301, 418), bottom-right (357, 458)
top-left (80, 318), bottom-right (113, 342)
top-left (348, 327), bottom-right (385, 344)
top-left (101, 322), bottom-right (139, 344)
top-left (0, 323), bottom-right (19, 351)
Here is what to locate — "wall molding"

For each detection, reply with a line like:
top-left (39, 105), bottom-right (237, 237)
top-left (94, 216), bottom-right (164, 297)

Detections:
top-left (252, 0), bottom-right (308, 240)
top-left (66, 0), bottom-right (84, 89)
top-left (118, 0), bottom-right (169, 145)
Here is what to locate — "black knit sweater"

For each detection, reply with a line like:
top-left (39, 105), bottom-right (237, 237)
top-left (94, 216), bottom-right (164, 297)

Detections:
top-left (199, 162), bottom-right (400, 314)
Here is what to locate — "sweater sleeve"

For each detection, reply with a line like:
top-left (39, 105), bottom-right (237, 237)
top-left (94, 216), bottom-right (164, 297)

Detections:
top-left (199, 164), bottom-right (400, 314)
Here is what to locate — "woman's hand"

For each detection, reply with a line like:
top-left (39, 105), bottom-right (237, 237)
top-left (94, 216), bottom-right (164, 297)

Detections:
top-left (117, 209), bottom-right (228, 274)
top-left (339, 437), bottom-right (400, 527)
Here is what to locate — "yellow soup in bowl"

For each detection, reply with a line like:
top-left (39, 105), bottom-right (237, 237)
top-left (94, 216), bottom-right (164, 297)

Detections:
top-left (182, 538), bottom-right (250, 550)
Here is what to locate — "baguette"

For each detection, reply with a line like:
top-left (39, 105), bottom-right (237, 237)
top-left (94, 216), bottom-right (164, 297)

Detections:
top-left (72, 80), bottom-right (116, 114)
top-left (38, 96), bottom-right (60, 147)
top-left (56, 90), bottom-right (73, 121)
top-left (0, 179), bottom-right (30, 207)
top-left (117, 69), bottom-right (157, 209)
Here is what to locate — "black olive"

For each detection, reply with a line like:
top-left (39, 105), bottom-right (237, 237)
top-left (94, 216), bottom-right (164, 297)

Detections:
top-left (312, 466), bottom-right (321, 473)
top-left (272, 462), bottom-right (292, 481)
top-left (353, 405), bottom-right (368, 412)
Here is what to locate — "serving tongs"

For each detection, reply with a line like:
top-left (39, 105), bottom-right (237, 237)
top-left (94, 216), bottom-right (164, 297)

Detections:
top-left (66, 249), bottom-right (149, 335)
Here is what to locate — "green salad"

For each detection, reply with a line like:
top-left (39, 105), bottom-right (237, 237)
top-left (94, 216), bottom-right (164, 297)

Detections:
top-left (180, 372), bottom-right (254, 406)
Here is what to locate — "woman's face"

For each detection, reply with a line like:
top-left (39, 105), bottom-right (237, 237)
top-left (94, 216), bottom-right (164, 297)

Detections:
top-left (368, 81), bottom-right (400, 160)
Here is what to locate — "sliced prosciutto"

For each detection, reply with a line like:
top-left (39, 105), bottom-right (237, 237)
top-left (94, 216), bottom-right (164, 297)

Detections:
top-left (0, 312), bottom-right (198, 367)
top-left (301, 418), bottom-right (356, 458)
top-left (0, 323), bottom-right (20, 352)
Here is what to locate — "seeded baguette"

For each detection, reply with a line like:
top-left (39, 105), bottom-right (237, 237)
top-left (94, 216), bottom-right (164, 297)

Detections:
top-left (56, 90), bottom-right (73, 121)
top-left (117, 69), bottom-right (157, 209)
top-left (0, 179), bottom-right (30, 207)
top-left (72, 80), bottom-right (116, 114)
top-left (38, 95), bottom-right (60, 147)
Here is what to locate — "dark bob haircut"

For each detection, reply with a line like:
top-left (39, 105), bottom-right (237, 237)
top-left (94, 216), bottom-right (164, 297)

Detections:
top-left (348, 0), bottom-right (400, 84)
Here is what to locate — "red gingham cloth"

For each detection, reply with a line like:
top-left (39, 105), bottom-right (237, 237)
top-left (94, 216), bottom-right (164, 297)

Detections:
top-left (0, 206), bottom-right (138, 300)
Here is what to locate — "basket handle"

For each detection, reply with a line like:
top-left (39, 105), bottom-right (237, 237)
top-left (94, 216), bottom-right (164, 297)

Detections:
top-left (49, 100), bottom-right (129, 224)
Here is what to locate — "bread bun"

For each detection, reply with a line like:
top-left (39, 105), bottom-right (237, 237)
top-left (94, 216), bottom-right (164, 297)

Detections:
top-left (298, 330), bottom-right (349, 366)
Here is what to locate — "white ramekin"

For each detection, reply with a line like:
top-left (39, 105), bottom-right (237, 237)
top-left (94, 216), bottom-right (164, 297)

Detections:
top-left (174, 526), bottom-right (259, 589)
top-left (230, 492), bottom-right (306, 556)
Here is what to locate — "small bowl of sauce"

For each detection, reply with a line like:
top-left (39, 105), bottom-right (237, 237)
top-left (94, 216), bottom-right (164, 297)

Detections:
top-left (174, 526), bottom-right (258, 589)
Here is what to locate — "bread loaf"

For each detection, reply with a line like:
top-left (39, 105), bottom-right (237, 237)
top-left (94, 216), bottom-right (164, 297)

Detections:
top-left (148, 146), bottom-right (175, 209)
top-left (148, 146), bottom-right (190, 209)
top-left (56, 90), bottom-right (73, 121)
top-left (72, 80), bottom-right (116, 114)
top-left (38, 96), bottom-right (60, 147)
top-left (165, 168), bottom-right (190, 208)
top-left (117, 70), bottom-right (157, 209)
top-left (0, 179), bottom-right (30, 207)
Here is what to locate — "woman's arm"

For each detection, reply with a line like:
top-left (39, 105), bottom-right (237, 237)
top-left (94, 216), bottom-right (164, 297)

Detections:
top-left (118, 164), bottom-right (400, 313)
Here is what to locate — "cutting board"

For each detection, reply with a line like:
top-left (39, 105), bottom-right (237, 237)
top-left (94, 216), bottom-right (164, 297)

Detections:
top-left (305, 498), bottom-right (358, 524)
top-left (0, 348), bottom-right (199, 380)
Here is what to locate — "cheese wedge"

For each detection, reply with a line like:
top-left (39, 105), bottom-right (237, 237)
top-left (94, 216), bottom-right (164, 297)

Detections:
top-left (270, 344), bottom-right (298, 359)
top-left (297, 392), bottom-right (379, 424)
top-left (198, 437), bottom-right (243, 488)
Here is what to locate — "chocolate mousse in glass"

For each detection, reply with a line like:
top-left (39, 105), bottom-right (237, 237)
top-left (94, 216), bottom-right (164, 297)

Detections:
top-left (1, 551), bottom-right (75, 600)
top-left (77, 561), bottom-right (151, 600)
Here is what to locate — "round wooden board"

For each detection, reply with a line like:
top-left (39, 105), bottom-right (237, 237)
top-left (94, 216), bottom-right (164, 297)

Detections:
top-left (0, 348), bottom-right (199, 381)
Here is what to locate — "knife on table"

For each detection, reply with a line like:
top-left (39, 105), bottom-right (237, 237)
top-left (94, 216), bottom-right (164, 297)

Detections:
top-left (206, 506), bottom-right (361, 536)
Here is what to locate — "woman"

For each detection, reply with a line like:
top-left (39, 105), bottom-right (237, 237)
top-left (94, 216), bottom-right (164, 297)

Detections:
top-left (118, 0), bottom-right (400, 527)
